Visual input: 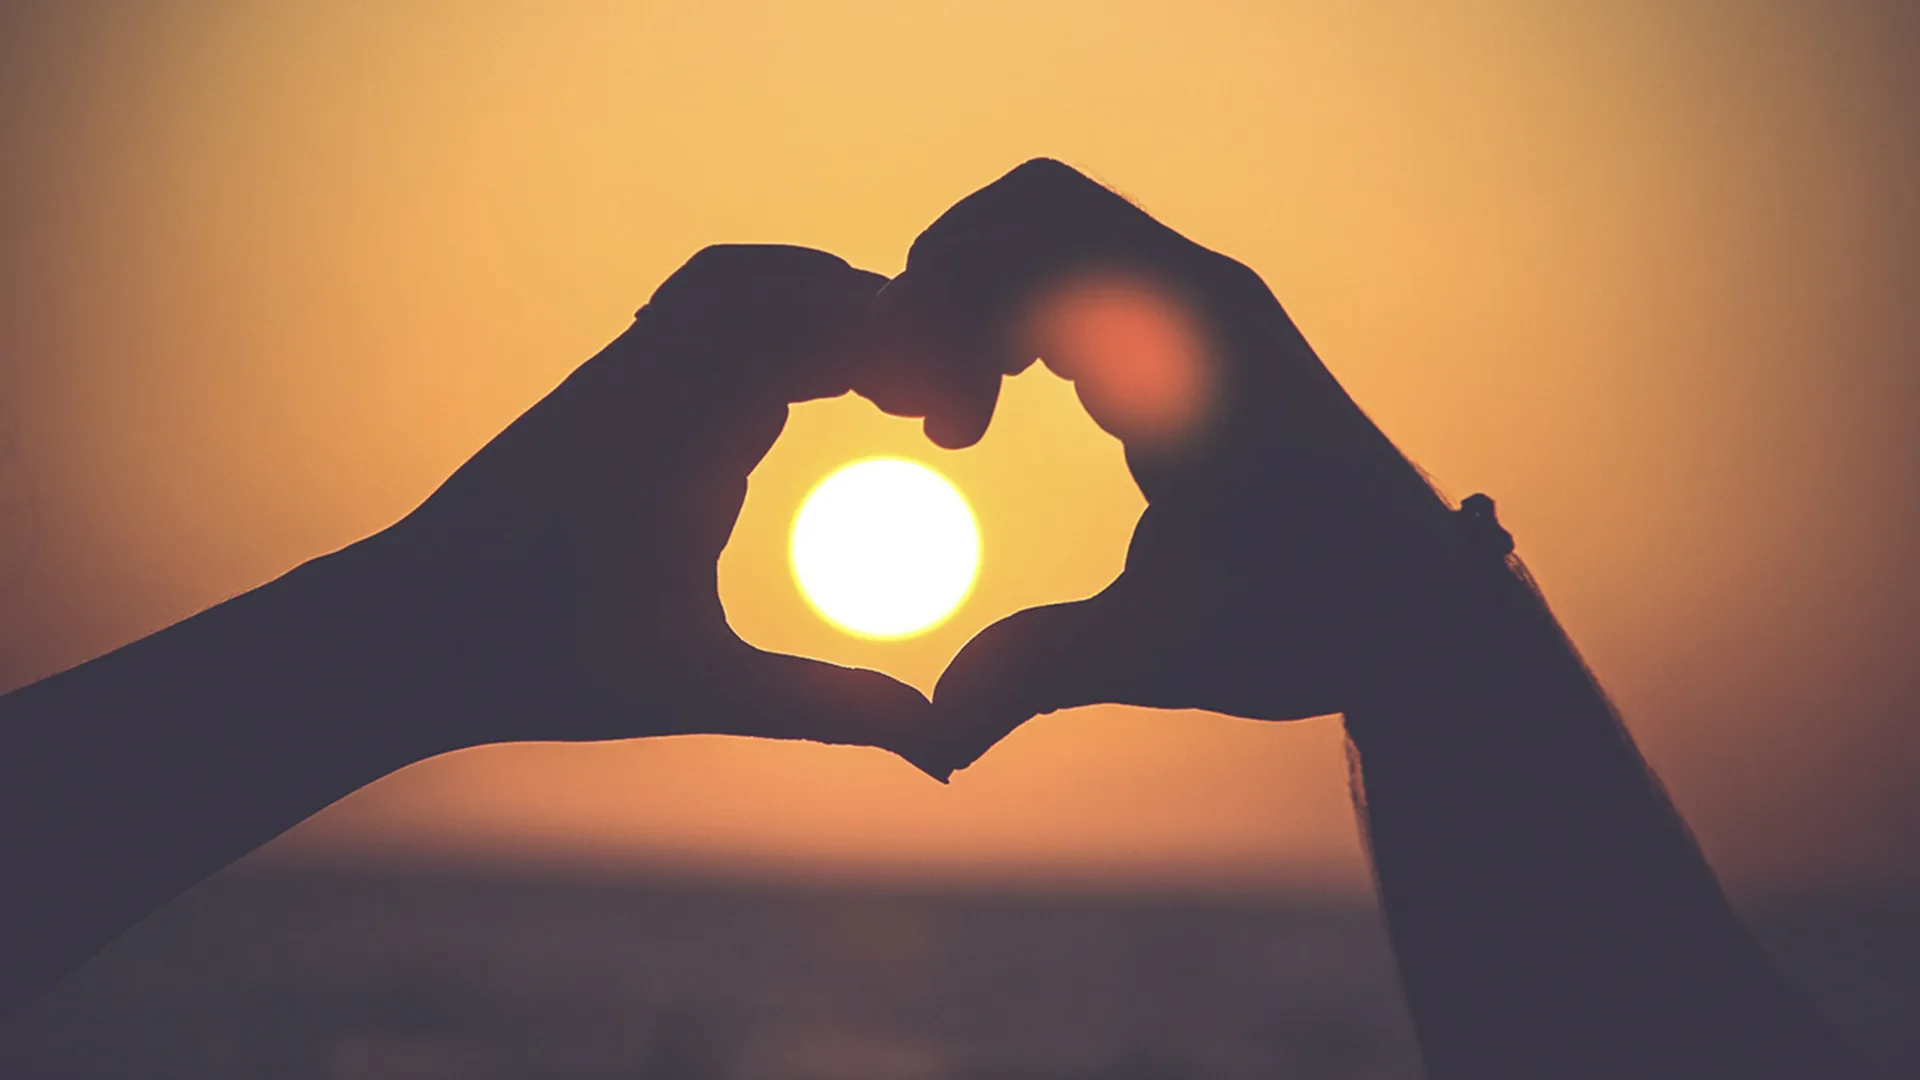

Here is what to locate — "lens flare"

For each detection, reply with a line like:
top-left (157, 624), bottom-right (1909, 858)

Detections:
top-left (1025, 272), bottom-right (1213, 445)
top-left (789, 457), bottom-right (981, 639)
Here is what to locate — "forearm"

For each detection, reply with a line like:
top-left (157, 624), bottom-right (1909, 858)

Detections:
top-left (1343, 563), bottom-right (1868, 1079)
top-left (0, 531), bottom-right (463, 1016)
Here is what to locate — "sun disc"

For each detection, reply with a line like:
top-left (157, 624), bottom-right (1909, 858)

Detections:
top-left (790, 458), bottom-right (980, 639)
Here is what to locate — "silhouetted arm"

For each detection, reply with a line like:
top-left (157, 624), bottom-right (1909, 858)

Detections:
top-left (902, 160), bottom-right (1872, 1079)
top-left (1344, 559), bottom-right (1871, 1079)
top-left (0, 245), bottom-right (940, 1020)
top-left (0, 536), bottom-right (457, 1019)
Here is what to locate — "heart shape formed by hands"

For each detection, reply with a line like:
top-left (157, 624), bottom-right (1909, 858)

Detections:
top-left (718, 360), bottom-right (1148, 699)
top-left (388, 159), bottom-right (1500, 787)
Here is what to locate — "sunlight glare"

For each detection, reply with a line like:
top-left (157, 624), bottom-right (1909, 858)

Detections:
top-left (789, 458), bottom-right (981, 639)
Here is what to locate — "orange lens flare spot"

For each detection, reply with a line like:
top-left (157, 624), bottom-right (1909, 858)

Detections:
top-left (1025, 273), bottom-right (1214, 445)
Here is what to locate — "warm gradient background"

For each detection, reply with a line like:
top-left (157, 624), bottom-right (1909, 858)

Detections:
top-left (1, 1), bottom-right (1915, 894)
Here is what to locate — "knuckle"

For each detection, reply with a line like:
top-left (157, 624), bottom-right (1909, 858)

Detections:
top-left (1004, 157), bottom-right (1095, 195)
top-left (1000, 158), bottom-right (1124, 214)
top-left (682, 243), bottom-right (746, 273)
top-left (655, 245), bottom-right (866, 318)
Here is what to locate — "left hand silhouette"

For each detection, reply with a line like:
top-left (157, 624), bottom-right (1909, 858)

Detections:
top-left (371, 245), bottom-right (943, 773)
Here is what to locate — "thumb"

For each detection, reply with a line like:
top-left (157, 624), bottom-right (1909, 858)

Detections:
top-left (931, 584), bottom-right (1169, 773)
top-left (703, 646), bottom-right (949, 781)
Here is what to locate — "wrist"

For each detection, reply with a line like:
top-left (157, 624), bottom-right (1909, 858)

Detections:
top-left (1340, 556), bottom-right (1619, 772)
top-left (285, 528), bottom-right (493, 764)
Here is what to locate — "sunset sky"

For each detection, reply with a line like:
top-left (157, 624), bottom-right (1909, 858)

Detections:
top-left (0, 1), bottom-right (1915, 893)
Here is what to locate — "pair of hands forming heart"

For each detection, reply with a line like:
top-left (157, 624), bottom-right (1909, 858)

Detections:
top-left (3, 159), bottom-right (1879, 1077)
top-left (381, 159), bottom-right (1493, 778)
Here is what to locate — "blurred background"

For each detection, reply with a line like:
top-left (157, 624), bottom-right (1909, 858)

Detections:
top-left (0, 1), bottom-right (1915, 1076)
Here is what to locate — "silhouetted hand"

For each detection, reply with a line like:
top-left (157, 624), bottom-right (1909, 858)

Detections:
top-left (374, 244), bottom-right (940, 769)
top-left (883, 161), bottom-right (1497, 770)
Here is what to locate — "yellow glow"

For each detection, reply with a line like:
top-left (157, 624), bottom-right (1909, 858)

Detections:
top-left (789, 458), bottom-right (981, 640)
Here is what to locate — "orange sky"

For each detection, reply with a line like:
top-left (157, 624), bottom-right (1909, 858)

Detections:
top-left (0, 1), bottom-right (1915, 892)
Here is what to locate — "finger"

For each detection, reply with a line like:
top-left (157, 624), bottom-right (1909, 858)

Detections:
top-left (652, 245), bottom-right (1015, 452)
top-left (862, 272), bottom-right (1027, 449)
top-left (903, 159), bottom-right (1192, 326)
top-left (873, 160), bottom-right (1214, 450)
top-left (753, 259), bottom-right (894, 406)
top-left (907, 159), bottom-right (1173, 275)
top-left (605, 245), bottom-right (893, 493)
top-left (930, 584), bottom-right (1179, 773)
top-left (643, 244), bottom-right (892, 406)
top-left (859, 160), bottom-right (1148, 447)
top-left (700, 646), bottom-right (951, 782)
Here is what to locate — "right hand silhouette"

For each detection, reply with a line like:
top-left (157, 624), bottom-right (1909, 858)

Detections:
top-left (882, 161), bottom-right (1501, 772)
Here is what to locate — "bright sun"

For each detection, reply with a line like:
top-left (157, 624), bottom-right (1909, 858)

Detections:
top-left (790, 457), bottom-right (981, 640)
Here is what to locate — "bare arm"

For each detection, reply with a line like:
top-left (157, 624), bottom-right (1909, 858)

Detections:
top-left (0, 536), bottom-right (453, 1017)
top-left (1346, 556), bottom-right (1868, 1078)
top-left (902, 159), bottom-right (1870, 1077)
top-left (0, 245), bottom-right (941, 1019)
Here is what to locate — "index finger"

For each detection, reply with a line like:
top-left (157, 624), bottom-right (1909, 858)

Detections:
top-left (868, 160), bottom-right (1243, 451)
top-left (643, 244), bottom-right (894, 407)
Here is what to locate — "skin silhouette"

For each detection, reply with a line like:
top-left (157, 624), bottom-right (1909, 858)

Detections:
top-left (0, 163), bottom-right (1876, 1078)
top-left (0, 245), bottom-right (949, 1019)
top-left (886, 160), bottom-right (1874, 1079)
